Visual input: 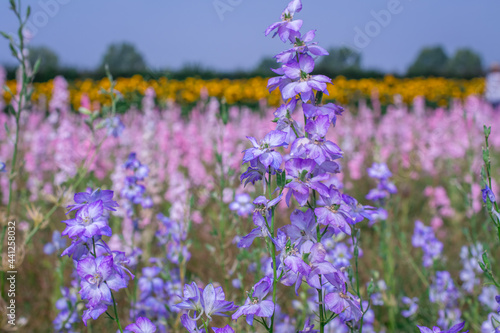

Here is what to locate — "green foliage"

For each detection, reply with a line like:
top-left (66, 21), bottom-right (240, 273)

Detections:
top-left (99, 42), bottom-right (147, 74)
top-left (28, 45), bottom-right (59, 73)
top-left (407, 46), bottom-right (449, 77)
top-left (446, 48), bottom-right (483, 78)
top-left (317, 46), bottom-right (362, 73)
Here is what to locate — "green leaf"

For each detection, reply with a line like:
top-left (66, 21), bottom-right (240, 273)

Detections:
top-left (478, 261), bottom-right (486, 273)
top-left (482, 252), bottom-right (491, 271)
top-left (26, 6), bottom-right (31, 19)
top-left (0, 31), bottom-right (11, 40)
top-left (484, 125), bottom-right (491, 137)
top-left (276, 171), bottom-right (282, 188)
top-left (367, 280), bottom-right (374, 296)
top-left (32, 58), bottom-right (41, 75)
top-left (483, 147), bottom-right (490, 164)
top-left (4, 122), bottom-right (9, 135)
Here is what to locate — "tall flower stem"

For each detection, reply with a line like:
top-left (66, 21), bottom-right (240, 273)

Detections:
top-left (1, 0), bottom-right (35, 298)
top-left (111, 290), bottom-right (124, 333)
top-left (268, 170), bottom-right (277, 333)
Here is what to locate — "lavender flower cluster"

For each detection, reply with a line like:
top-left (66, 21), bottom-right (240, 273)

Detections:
top-left (59, 188), bottom-right (155, 332)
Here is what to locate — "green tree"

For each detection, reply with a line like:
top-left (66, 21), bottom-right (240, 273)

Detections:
top-left (316, 46), bottom-right (361, 74)
top-left (28, 45), bottom-right (59, 72)
top-left (407, 46), bottom-right (449, 77)
top-left (446, 48), bottom-right (483, 78)
top-left (99, 42), bottom-right (147, 73)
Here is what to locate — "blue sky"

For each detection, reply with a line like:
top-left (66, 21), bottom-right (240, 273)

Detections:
top-left (1, 0), bottom-right (499, 73)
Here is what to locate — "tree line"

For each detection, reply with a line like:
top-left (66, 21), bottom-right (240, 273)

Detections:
top-left (2, 42), bottom-right (487, 81)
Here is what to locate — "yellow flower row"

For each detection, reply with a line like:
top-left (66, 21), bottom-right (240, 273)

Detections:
top-left (3, 75), bottom-right (485, 109)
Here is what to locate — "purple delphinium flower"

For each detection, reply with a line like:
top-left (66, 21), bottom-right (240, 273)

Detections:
top-left (302, 103), bottom-right (344, 126)
top-left (264, 0), bottom-right (303, 43)
top-left (53, 287), bottom-right (78, 332)
top-left (366, 162), bottom-right (397, 206)
top-left (416, 321), bottom-right (468, 333)
top-left (62, 201), bottom-right (112, 239)
top-left (67, 188), bottom-right (119, 213)
top-left (180, 314), bottom-right (205, 333)
top-left (275, 29), bottom-right (328, 63)
top-left (232, 277), bottom-right (274, 326)
top-left (212, 325), bottom-right (235, 333)
top-left (138, 267), bottom-right (164, 297)
top-left (44, 230), bottom-right (67, 255)
top-left (284, 158), bottom-right (329, 206)
top-left (82, 303), bottom-right (109, 326)
top-left (283, 209), bottom-right (317, 246)
top-left (238, 210), bottom-right (271, 248)
top-left (243, 130), bottom-right (287, 170)
top-left (482, 185), bottom-right (496, 203)
top-left (367, 163), bottom-right (392, 179)
top-left (290, 136), bottom-right (343, 165)
top-left (412, 220), bottom-right (443, 267)
top-left (280, 54), bottom-right (331, 102)
top-left (293, 242), bottom-right (338, 293)
top-left (298, 317), bottom-right (319, 333)
top-left (104, 115), bottom-right (125, 138)
top-left (176, 283), bottom-right (237, 320)
top-left (229, 193), bottom-right (254, 216)
top-left (342, 194), bottom-right (374, 224)
top-left (314, 187), bottom-right (353, 235)
top-left (325, 287), bottom-right (362, 322)
top-left (77, 255), bottom-right (127, 307)
top-left (125, 317), bottom-right (157, 333)
top-left (176, 282), bottom-right (203, 319)
top-left (401, 296), bottom-right (419, 318)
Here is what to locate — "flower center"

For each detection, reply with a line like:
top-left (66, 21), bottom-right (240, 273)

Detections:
top-left (81, 215), bottom-right (92, 225)
top-left (327, 205), bottom-right (338, 213)
top-left (89, 273), bottom-right (102, 286)
top-left (339, 292), bottom-right (349, 299)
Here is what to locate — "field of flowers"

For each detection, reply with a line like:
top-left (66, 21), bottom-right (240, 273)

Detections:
top-left (1, 1), bottom-right (500, 333)
top-left (2, 74), bottom-right (486, 110)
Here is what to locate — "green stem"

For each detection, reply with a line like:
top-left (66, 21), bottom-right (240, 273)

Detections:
top-left (111, 290), bottom-right (124, 333)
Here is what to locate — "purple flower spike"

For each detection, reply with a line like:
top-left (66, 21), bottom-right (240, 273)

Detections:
top-left (232, 277), bottom-right (274, 326)
top-left (125, 317), bottom-right (157, 333)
